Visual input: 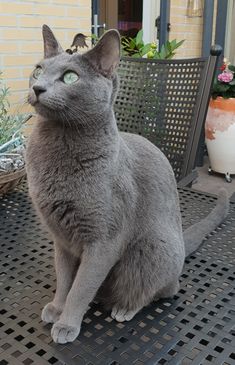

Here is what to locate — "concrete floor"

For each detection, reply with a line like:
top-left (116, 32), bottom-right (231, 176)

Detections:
top-left (193, 156), bottom-right (235, 199)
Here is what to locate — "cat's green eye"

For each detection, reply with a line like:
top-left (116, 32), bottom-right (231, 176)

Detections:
top-left (33, 66), bottom-right (43, 79)
top-left (63, 71), bottom-right (79, 85)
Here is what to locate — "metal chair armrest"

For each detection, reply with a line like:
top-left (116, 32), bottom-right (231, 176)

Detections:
top-left (177, 170), bottom-right (198, 188)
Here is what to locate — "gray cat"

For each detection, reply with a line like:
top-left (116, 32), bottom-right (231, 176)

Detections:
top-left (26, 25), bottom-right (229, 344)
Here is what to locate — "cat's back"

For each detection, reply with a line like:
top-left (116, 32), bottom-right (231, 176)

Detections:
top-left (119, 131), bottom-right (176, 185)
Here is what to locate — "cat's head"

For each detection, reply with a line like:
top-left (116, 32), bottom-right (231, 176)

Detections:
top-left (28, 25), bottom-right (120, 123)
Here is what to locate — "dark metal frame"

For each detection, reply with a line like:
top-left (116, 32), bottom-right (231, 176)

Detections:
top-left (202, 0), bottom-right (214, 57)
top-left (215, 0), bottom-right (228, 56)
top-left (159, 0), bottom-right (170, 48)
top-left (188, 45), bottom-right (222, 176)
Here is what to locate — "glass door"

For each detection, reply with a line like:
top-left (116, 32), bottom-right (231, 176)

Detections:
top-left (92, 0), bottom-right (143, 38)
top-left (118, 0), bottom-right (143, 37)
top-left (92, 0), bottom-right (160, 43)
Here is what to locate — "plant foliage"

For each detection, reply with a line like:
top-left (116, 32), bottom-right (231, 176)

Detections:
top-left (121, 29), bottom-right (184, 59)
top-left (0, 72), bottom-right (31, 146)
top-left (212, 62), bottom-right (235, 99)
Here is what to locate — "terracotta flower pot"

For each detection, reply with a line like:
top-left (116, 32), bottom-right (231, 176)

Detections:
top-left (205, 97), bottom-right (235, 182)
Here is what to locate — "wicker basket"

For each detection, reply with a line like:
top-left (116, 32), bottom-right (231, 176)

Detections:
top-left (0, 168), bottom-right (26, 195)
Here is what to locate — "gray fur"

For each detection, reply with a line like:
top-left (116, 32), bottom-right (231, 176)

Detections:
top-left (26, 26), bottom-right (229, 344)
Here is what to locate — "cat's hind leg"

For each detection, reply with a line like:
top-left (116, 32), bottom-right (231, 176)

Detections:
top-left (111, 306), bottom-right (141, 322)
top-left (103, 233), bottom-right (183, 323)
top-left (111, 280), bottom-right (180, 322)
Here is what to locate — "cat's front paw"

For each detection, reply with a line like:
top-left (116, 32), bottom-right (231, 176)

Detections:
top-left (41, 302), bottom-right (62, 324)
top-left (51, 321), bottom-right (80, 344)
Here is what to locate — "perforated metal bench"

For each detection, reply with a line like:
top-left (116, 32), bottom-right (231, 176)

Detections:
top-left (115, 47), bottom-right (222, 183)
top-left (0, 183), bottom-right (234, 365)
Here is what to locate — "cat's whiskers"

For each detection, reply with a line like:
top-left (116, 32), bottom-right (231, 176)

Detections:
top-left (60, 110), bottom-right (68, 136)
top-left (62, 110), bottom-right (81, 137)
top-left (70, 106), bottom-right (105, 133)
top-left (67, 108), bottom-right (96, 134)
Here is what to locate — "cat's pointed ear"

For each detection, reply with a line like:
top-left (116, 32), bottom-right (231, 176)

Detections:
top-left (42, 24), bottom-right (63, 58)
top-left (84, 30), bottom-right (120, 78)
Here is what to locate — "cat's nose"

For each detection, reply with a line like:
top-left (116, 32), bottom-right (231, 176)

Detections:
top-left (33, 85), bottom-right (46, 97)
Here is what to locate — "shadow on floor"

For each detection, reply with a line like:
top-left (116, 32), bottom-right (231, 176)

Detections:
top-left (193, 157), bottom-right (235, 198)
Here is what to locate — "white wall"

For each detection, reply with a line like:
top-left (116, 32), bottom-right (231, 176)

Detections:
top-left (225, 0), bottom-right (235, 64)
top-left (142, 0), bottom-right (160, 43)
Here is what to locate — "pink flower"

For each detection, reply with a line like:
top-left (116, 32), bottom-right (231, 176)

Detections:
top-left (218, 71), bottom-right (233, 83)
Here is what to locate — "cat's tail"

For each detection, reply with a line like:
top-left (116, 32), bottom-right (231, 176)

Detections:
top-left (183, 188), bottom-right (229, 257)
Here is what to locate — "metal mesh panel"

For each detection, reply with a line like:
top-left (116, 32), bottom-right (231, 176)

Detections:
top-left (114, 58), bottom-right (207, 181)
top-left (0, 183), bottom-right (235, 365)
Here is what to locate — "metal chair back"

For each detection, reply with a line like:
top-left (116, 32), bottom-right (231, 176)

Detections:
top-left (114, 47), bottom-right (222, 182)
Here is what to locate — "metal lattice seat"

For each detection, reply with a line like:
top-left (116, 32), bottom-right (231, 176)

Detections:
top-left (115, 47), bottom-right (222, 182)
top-left (0, 183), bottom-right (234, 365)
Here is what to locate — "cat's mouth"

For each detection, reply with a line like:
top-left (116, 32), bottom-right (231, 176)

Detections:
top-left (28, 90), bottom-right (38, 106)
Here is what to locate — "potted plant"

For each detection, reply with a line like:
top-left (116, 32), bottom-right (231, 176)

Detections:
top-left (121, 29), bottom-right (184, 59)
top-left (0, 71), bottom-right (31, 194)
top-left (205, 60), bottom-right (235, 182)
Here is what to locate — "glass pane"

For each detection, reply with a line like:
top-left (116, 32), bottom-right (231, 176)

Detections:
top-left (118, 0), bottom-right (143, 37)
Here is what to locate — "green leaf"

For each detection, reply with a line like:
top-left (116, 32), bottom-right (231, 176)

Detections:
top-left (166, 52), bottom-right (175, 59)
top-left (129, 38), bottom-right (136, 49)
top-left (229, 79), bottom-right (235, 85)
top-left (131, 53), bottom-right (142, 58)
top-left (171, 39), bottom-right (177, 48)
top-left (135, 29), bottom-right (143, 46)
top-left (140, 43), bottom-right (152, 56)
top-left (173, 39), bottom-right (185, 50)
top-left (159, 44), bottom-right (167, 59)
top-left (214, 83), bottom-right (230, 92)
top-left (228, 64), bottom-right (235, 72)
top-left (153, 52), bottom-right (161, 59)
top-left (165, 40), bottom-right (172, 53)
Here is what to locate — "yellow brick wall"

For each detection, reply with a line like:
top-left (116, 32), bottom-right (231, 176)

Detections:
top-left (0, 0), bottom-right (91, 113)
top-left (169, 0), bottom-right (204, 58)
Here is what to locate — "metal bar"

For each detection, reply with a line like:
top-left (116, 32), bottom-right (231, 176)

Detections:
top-left (215, 0), bottom-right (228, 53)
top-left (177, 170), bottom-right (198, 188)
top-left (202, 0), bottom-right (214, 57)
top-left (93, 14), bottom-right (98, 37)
top-left (92, 0), bottom-right (98, 14)
top-left (159, 0), bottom-right (170, 48)
top-left (186, 45), bottom-right (222, 175)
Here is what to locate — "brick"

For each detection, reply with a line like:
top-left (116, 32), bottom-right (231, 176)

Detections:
top-left (0, 3), bottom-right (34, 15)
top-left (170, 15), bottom-right (187, 24)
top-left (51, 29), bottom-right (70, 42)
top-left (19, 16), bottom-right (52, 28)
top-left (52, 17), bottom-right (80, 29)
top-left (3, 28), bottom-right (42, 40)
top-left (53, 0), bottom-right (90, 4)
top-left (34, 4), bottom-right (66, 16)
top-left (22, 67), bottom-right (34, 78)
top-left (171, 0), bottom-right (185, 6)
top-left (0, 42), bottom-right (19, 53)
top-left (0, 15), bottom-right (18, 26)
top-left (23, 0), bottom-right (49, 2)
top-left (6, 79), bottom-right (29, 92)
top-left (20, 41), bottom-right (43, 54)
top-left (2, 68), bottom-right (21, 79)
top-left (4, 54), bottom-right (37, 67)
top-left (67, 6), bottom-right (92, 18)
